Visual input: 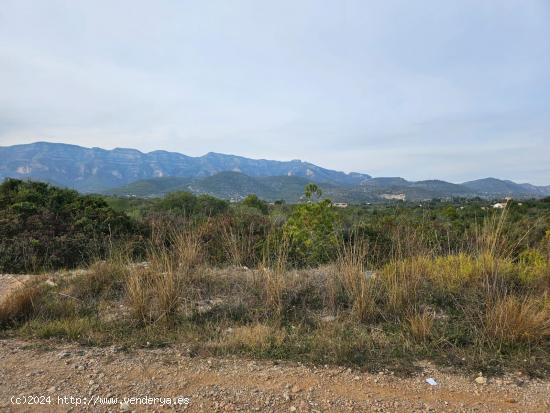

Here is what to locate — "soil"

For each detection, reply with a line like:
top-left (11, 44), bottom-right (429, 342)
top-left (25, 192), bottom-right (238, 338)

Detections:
top-left (0, 338), bottom-right (549, 412)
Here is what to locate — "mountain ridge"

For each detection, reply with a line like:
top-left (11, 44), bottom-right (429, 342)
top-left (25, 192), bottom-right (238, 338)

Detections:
top-left (1, 142), bottom-right (549, 201)
top-left (0, 142), bottom-right (371, 192)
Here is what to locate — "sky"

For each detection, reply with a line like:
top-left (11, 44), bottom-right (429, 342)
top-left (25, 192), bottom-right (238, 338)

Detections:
top-left (0, 1), bottom-right (549, 184)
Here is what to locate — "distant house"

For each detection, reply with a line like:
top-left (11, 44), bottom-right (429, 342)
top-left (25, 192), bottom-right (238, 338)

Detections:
top-left (381, 193), bottom-right (406, 201)
top-left (333, 202), bottom-right (348, 208)
top-left (492, 203), bottom-right (506, 209)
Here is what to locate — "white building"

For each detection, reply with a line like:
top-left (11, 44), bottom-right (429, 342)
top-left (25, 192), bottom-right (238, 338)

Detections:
top-left (333, 202), bottom-right (348, 208)
top-left (381, 193), bottom-right (406, 201)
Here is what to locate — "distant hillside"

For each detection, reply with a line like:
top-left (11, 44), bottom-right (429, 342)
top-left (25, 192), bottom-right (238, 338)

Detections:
top-left (106, 172), bottom-right (318, 202)
top-left (0, 142), bottom-right (371, 192)
top-left (1, 142), bottom-right (549, 202)
top-left (106, 176), bottom-right (194, 197)
top-left (104, 172), bottom-right (549, 203)
top-left (361, 178), bottom-right (475, 199)
top-left (462, 178), bottom-right (541, 197)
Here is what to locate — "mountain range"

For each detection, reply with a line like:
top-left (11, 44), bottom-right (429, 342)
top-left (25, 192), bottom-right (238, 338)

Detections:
top-left (1, 142), bottom-right (549, 202)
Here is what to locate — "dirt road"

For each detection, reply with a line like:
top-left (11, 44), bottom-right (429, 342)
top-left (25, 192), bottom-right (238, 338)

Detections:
top-left (0, 339), bottom-right (548, 412)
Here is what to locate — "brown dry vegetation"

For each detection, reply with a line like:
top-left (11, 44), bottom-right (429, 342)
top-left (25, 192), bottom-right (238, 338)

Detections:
top-left (1, 208), bottom-right (549, 377)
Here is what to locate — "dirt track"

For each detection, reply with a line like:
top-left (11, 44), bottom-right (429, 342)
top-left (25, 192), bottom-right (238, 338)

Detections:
top-left (0, 338), bottom-right (548, 413)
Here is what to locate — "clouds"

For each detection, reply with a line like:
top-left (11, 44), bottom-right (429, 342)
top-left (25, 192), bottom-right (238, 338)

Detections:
top-left (0, 0), bottom-right (549, 184)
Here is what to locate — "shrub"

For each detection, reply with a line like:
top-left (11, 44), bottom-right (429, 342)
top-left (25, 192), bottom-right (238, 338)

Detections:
top-left (427, 254), bottom-right (477, 294)
top-left (0, 179), bottom-right (140, 273)
top-left (241, 194), bottom-right (268, 215)
top-left (284, 201), bottom-right (339, 267)
top-left (156, 191), bottom-right (228, 217)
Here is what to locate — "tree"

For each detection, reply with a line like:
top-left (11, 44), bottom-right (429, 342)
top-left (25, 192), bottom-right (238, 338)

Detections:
top-left (156, 191), bottom-right (228, 217)
top-left (284, 185), bottom-right (339, 266)
top-left (304, 183), bottom-right (322, 200)
top-left (0, 179), bottom-right (140, 273)
top-left (242, 194), bottom-right (268, 214)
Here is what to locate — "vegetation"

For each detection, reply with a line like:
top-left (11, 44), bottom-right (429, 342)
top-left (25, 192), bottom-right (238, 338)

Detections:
top-left (242, 194), bottom-right (269, 214)
top-left (1, 179), bottom-right (549, 376)
top-left (283, 184), bottom-right (340, 266)
top-left (0, 179), bottom-right (140, 273)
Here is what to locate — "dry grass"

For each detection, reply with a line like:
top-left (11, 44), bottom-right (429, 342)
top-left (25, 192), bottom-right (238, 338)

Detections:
top-left (125, 227), bottom-right (203, 324)
top-left (125, 267), bottom-right (154, 323)
top-left (223, 323), bottom-right (286, 352)
top-left (470, 204), bottom-right (511, 257)
top-left (4, 205), bottom-right (550, 374)
top-left (407, 310), bottom-right (434, 343)
top-left (379, 256), bottom-right (428, 317)
top-left (172, 229), bottom-right (202, 273)
top-left (335, 238), bottom-right (376, 321)
top-left (483, 295), bottom-right (550, 346)
top-left (221, 219), bottom-right (260, 267)
top-left (260, 234), bottom-right (289, 316)
top-left (0, 281), bottom-right (44, 326)
top-left (70, 260), bottom-right (127, 300)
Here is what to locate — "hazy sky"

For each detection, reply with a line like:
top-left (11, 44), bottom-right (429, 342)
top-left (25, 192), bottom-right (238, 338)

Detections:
top-left (1, 1), bottom-right (549, 184)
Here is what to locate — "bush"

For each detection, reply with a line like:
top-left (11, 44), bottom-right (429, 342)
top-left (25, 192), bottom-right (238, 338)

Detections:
top-left (284, 199), bottom-right (339, 267)
top-left (0, 179), bottom-right (141, 273)
top-left (241, 194), bottom-right (268, 214)
top-left (155, 191), bottom-right (228, 217)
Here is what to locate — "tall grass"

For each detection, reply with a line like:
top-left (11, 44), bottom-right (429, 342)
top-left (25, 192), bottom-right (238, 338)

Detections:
top-left (125, 224), bottom-right (203, 325)
top-left (0, 281), bottom-right (44, 327)
top-left (334, 238), bottom-right (376, 321)
top-left (221, 219), bottom-right (261, 267)
top-left (483, 295), bottom-right (549, 347)
top-left (3, 203), bottom-right (549, 374)
top-left (260, 232), bottom-right (289, 317)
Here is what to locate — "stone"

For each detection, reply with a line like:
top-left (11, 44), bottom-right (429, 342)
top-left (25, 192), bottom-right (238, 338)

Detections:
top-left (475, 376), bottom-right (487, 385)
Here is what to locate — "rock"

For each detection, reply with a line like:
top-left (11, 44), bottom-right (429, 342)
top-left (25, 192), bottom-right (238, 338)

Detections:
top-left (47, 386), bottom-right (56, 393)
top-left (289, 407), bottom-right (297, 412)
top-left (57, 351), bottom-right (71, 359)
top-left (119, 401), bottom-right (131, 411)
top-left (475, 376), bottom-right (487, 385)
